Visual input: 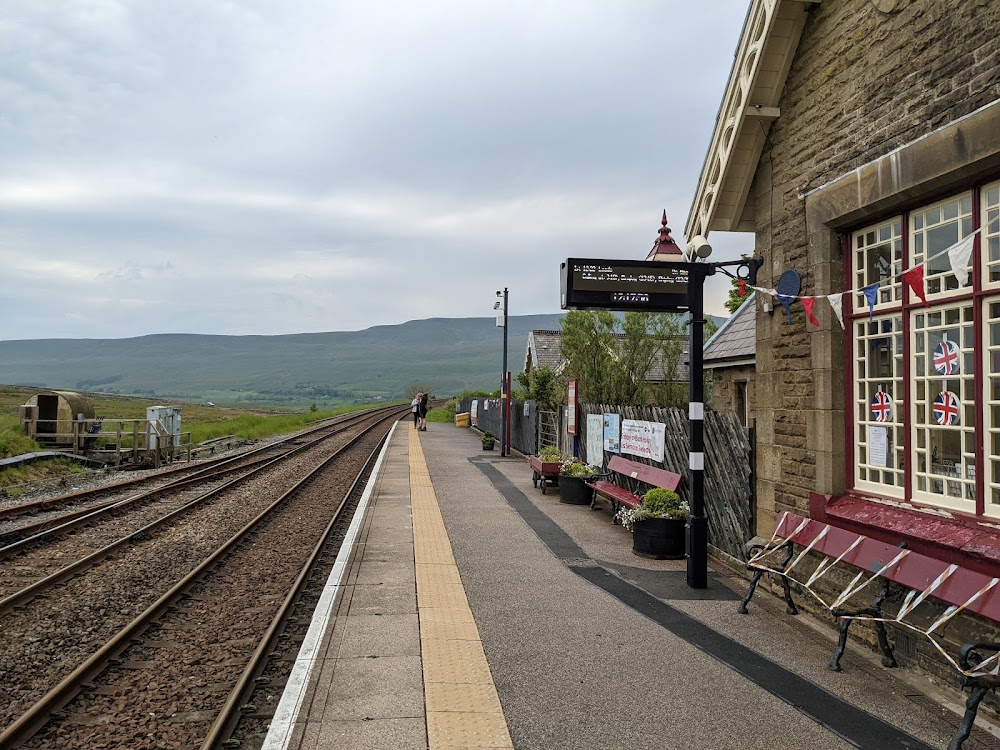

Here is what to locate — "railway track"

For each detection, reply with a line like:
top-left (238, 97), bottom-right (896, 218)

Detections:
top-left (0, 406), bottom-right (407, 749)
top-left (0, 405), bottom-right (400, 541)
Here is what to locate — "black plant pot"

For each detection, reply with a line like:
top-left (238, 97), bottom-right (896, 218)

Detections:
top-left (482, 440), bottom-right (495, 451)
top-left (632, 517), bottom-right (686, 560)
top-left (558, 475), bottom-right (592, 505)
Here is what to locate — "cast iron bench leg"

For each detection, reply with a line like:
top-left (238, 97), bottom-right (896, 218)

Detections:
top-left (949, 686), bottom-right (989, 750)
top-left (830, 579), bottom-right (896, 671)
top-left (779, 573), bottom-right (799, 615)
top-left (738, 541), bottom-right (796, 615)
top-left (737, 568), bottom-right (765, 614)
top-left (830, 617), bottom-right (852, 671)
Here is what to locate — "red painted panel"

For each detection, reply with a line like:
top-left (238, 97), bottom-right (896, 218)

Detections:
top-left (809, 492), bottom-right (1000, 577)
top-left (607, 455), bottom-right (682, 491)
top-left (776, 512), bottom-right (1000, 623)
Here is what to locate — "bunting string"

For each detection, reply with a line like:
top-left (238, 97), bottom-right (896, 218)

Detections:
top-left (741, 213), bottom-right (1000, 328)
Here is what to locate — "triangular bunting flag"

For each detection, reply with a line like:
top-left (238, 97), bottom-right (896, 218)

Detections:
top-left (902, 265), bottom-right (929, 307)
top-left (778, 294), bottom-right (794, 323)
top-left (863, 283), bottom-right (880, 321)
top-left (826, 294), bottom-right (845, 329)
top-left (948, 234), bottom-right (975, 286)
top-left (801, 297), bottom-right (819, 327)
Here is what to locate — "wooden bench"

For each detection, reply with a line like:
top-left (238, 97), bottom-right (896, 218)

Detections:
top-left (739, 512), bottom-right (1000, 750)
top-left (587, 455), bottom-right (683, 523)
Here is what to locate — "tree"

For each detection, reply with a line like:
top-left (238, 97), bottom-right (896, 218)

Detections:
top-left (515, 366), bottom-right (563, 410)
top-left (560, 310), bottom-right (696, 406)
top-left (403, 383), bottom-right (432, 400)
top-left (559, 310), bottom-right (619, 403)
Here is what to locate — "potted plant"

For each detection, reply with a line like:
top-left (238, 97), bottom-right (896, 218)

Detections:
top-left (481, 432), bottom-right (497, 450)
top-left (618, 488), bottom-right (688, 559)
top-left (558, 458), bottom-right (598, 505)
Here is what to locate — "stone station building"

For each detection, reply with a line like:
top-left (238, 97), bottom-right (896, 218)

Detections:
top-left (685, 0), bottom-right (1000, 690)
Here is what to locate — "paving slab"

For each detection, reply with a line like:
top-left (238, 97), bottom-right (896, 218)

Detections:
top-left (418, 421), bottom-right (998, 750)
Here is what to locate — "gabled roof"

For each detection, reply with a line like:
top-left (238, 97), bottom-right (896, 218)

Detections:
top-left (685, 0), bottom-right (815, 239)
top-left (704, 293), bottom-right (756, 369)
top-left (524, 330), bottom-right (564, 373)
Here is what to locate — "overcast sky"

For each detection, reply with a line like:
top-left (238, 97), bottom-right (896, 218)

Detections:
top-left (1, 0), bottom-right (753, 341)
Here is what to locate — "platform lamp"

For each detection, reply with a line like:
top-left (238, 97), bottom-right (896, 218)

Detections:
top-left (495, 289), bottom-right (510, 456)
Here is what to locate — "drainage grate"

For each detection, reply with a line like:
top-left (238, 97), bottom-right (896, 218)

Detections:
top-left (893, 628), bottom-right (917, 660)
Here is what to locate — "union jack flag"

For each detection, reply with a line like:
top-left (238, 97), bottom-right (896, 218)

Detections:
top-left (932, 390), bottom-right (960, 426)
top-left (871, 391), bottom-right (892, 422)
top-left (933, 339), bottom-right (960, 375)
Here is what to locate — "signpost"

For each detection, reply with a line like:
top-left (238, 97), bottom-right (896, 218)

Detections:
top-left (560, 254), bottom-right (761, 590)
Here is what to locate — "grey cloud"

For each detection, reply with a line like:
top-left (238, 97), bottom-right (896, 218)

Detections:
top-left (0, 0), bottom-right (752, 341)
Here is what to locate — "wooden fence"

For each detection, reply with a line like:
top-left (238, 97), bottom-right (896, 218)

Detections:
top-left (458, 397), bottom-right (539, 456)
top-left (456, 397), bottom-right (754, 560)
top-left (579, 404), bottom-right (754, 561)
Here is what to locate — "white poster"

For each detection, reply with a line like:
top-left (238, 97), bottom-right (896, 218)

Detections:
top-left (620, 419), bottom-right (666, 462)
top-left (470, 400), bottom-right (478, 426)
top-left (586, 414), bottom-right (604, 467)
top-left (868, 425), bottom-right (888, 468)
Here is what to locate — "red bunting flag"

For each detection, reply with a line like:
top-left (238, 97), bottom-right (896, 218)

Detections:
top-left (902, 265), bottom-right (930, 307)
top-left (801, 297), bottom-right (819, 327)
top-left (738, 279), bottom-right (746, 296)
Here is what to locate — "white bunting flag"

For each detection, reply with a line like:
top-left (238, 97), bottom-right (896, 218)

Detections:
top-left (826, 293), bottom-right (845, 329)
top-left (948, 234), bottom-right (976, 287)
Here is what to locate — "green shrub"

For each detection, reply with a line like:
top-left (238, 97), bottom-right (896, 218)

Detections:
top-left (634, 488), bottom-right (687, 520)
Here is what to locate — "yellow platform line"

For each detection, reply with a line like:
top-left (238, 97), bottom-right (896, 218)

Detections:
top-left (410, 428), bottom-right (514, 750)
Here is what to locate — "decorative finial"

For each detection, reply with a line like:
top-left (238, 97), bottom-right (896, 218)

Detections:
top-left (646, 210), bottom-right (682, 260)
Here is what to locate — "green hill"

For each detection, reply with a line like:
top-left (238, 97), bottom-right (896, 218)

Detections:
top-left (0, 315), bottom-right (566, 407)
top-left (0, 313), bottom-right (729, 408)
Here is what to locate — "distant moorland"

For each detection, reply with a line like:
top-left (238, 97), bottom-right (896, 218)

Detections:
top-left (0, 315), bottom-right (569, 408)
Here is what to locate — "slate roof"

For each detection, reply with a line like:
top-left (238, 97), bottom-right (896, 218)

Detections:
top-left (703, 293), bottom-right (756, 368)
top-left (524, 330), bottom-right (564, 373)
top-left (524, 330), bottom-right (688, 382)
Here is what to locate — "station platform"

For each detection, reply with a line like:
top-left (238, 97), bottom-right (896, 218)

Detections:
top-left (261, 420), bottom-right (999, 750)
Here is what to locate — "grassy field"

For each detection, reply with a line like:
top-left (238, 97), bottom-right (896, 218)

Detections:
top-left (0, 385), bottom-right (398, 493)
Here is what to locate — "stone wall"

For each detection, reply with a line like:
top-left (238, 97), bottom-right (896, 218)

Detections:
top-left (752, 0), bottom-right (1000, 537)
top-left (709, 364), bottom-right (755, 424)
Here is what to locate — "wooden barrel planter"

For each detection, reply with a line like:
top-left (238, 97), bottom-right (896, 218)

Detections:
top-left (558, 475), bottom-right (593, 505)
top-left (632, 517), bottom-right (686, 559)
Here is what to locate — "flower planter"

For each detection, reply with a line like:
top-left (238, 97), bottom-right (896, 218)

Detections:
top-left (558, 474), bottom-right (593, 505)
top-left (632, 517), bottom-right (686, 560)
top-left (482, 440), bottom-right (495, 451)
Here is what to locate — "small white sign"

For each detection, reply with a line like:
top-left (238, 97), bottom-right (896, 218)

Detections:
top-left (586, 414), bottom-right (604, 467)
top-left (868, 425), bottom-right (888, 468)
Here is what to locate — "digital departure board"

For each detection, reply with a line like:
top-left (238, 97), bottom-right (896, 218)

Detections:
top-left (560, 258), bottom-right (691, 312)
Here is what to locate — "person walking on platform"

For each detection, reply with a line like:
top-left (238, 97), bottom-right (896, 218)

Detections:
top-left (411, 393), bottom-right (421, 429)
top-left (418, 391), bottom-right (429, 431)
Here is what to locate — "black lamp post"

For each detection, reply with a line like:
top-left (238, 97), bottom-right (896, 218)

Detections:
top-left (496, 288), bottom-right (509, 456)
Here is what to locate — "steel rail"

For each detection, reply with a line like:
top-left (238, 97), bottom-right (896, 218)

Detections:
top-left (200, 427), bottom-right (390, 749)
top-left (0, 404), bottom-right (403, 523)
top-left (0, 405), bottom-right (400, 555)
top-left (0, 408), bottom-right (402, 614)
top-left (0, 408), bottom-right (405, 748)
